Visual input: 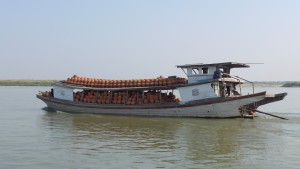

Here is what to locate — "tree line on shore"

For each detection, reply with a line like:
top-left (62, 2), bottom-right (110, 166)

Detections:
top-left (0, 80), bottom-right (56, 86)
top-left (282, 82), bottom-right (300, 87)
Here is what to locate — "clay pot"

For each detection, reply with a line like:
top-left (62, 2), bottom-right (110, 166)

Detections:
top-left (149, 98), bottom-right (154, 104)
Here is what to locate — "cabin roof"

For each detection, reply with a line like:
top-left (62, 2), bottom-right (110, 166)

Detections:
top-left (176, 62), bottom-right (250, 69)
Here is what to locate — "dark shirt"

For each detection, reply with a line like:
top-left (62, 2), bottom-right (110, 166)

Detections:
top-left (213, 69), bottom-right (223, 79)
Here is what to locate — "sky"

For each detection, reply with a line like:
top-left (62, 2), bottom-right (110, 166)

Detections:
top-left (0, 0), bottom-right (299, 81)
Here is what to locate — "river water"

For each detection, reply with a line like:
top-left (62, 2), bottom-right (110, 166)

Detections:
top-left (0, 86), bottom-right (299, 169)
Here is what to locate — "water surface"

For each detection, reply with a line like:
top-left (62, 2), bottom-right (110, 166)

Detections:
top-left (0, 86), bottom-right (299, 169)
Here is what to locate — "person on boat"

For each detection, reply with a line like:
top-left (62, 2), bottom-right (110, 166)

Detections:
top-left (213, 66), bottom-right (223, 79)
top-left (50, 88), bottom-right (54, 97)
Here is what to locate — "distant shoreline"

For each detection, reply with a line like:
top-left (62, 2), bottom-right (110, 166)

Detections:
top-left (0, 80), bottom-right (57, 86)
top-left (0, 80), bottom-right (299, 87)
top-left (282, 82), bottom-right (300, 87)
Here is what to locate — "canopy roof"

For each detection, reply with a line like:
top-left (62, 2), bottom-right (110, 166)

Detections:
top-left (176, 62), bottom-right (250, 69)
top-left (54, 81), bottom-right (179, 91)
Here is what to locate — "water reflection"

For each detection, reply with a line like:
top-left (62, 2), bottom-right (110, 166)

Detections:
top-left (40, 112), bottom-right (181, 149)
top-left (39, 112), bottom-right (284, 168)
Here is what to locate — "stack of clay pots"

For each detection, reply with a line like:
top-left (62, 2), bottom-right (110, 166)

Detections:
top-left (64, 75), bottom-right (187, 88)
top-left (73, 90), bottom-right (181, 105)
top-left (40, 91), bottom-right (51, 97)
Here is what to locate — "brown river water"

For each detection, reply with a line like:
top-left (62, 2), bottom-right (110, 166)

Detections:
top-left (0, 86), bottom-right (299, 169)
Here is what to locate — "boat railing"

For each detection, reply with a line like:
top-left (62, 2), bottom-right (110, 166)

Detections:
top-left (223, 73), bottom-right (255, 94)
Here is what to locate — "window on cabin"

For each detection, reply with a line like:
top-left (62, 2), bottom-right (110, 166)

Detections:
top-left (202, 67), bottom-right (209, 74)
top-left (192, 68), bottom-right (199, 75)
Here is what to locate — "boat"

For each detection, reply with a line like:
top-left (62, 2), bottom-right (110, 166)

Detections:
top-left (37, 62), bottom-right (287, 118)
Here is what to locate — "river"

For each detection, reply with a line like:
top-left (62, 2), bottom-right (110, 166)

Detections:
top-left (0, 86), bottom-right (299, 169)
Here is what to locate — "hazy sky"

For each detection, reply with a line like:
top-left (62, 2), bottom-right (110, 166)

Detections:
top-left (1, 0), bottom-right (299, 81)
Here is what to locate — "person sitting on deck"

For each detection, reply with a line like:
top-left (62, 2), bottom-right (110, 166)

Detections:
top-left (213, 67), bottom-right (223, 79)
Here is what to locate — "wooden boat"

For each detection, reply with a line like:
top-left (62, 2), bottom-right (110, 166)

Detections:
top-left (37, 62), bottom-right (287, 118)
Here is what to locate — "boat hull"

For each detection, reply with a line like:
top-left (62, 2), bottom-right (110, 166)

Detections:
top-left (37, 92), bottom-right (267, 118)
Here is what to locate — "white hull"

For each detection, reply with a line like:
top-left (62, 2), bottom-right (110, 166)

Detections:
top-left (37, 92), bottom-right (266, 118)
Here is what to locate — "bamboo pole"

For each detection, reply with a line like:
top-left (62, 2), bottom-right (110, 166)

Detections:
top-left (246, 108), bottom-right (288, 120)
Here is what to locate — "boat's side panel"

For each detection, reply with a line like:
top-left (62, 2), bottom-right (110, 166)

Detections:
top-left (38, 93), bottom-right (266, 117)
top-left (42, 99), bottom-right (216, 117)
top-left (178, 83), bottom-right (218, 102)
top-left (212, 95), bottom-right (265, 117)
top-left (53, 85), bottom-right (73, 101)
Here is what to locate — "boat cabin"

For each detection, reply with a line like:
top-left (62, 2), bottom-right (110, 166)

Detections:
top-left (176, 62), bottom-right (251, 102)
top-left (177, 62), bottom-right (249, 83)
